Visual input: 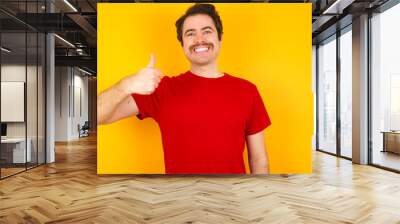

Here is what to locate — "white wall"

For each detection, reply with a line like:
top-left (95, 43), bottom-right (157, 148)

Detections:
top-left (55, 67), bottom-right (89, 141)
top-left (72, 72), bottom-right (89, 138)
top-left (1, 64), bottom-right (38, 138)
top-left (55, 66), bottom-right (69, 141)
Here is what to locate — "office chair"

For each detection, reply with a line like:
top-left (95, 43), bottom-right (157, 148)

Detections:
top-left (79, 121), bottom-right (90, 138)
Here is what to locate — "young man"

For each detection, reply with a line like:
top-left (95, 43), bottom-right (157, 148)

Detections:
top-left (98, 4), bottom-right (271, 174)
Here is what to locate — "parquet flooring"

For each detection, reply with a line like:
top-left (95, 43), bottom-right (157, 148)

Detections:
top-left (0, 134), bottom-right (399, 223)
top-left (0, 167), bottom-right (25, 178)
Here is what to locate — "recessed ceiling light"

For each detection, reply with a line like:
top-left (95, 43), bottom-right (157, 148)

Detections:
top-left (322, 0), bottom-right (355, 15)
top-left (77, 67), bottom-right (93, 76)
top-left (54, 34), bottom-right (75, 48)
top-left (63, 0), bottom-right (78, 12)
top-left (1, 47), bottom-right (11, 53)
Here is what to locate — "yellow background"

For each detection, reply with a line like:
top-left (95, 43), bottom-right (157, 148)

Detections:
top-left (97, 3), bottom-right (312, 174)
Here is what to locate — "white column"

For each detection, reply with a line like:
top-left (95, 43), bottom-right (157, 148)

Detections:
top-left (352, 14), bottom-right (369, 164)
top-left (46, 32), bottom-right (55, 163)
top-left (45, 1), bottom-right (55, 163)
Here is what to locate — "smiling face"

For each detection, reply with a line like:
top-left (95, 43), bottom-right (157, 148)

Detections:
top-left (181, 14), bottom-right (221, 67)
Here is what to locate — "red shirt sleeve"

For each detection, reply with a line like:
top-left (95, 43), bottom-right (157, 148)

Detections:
top-left (130, 76), bottom-right (169, 122)
top-left (245, 85), bottom-right (271, 135)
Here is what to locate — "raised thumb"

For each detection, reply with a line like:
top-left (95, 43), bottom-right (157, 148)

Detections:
top-left (147, 53), bottom-right (155, 68)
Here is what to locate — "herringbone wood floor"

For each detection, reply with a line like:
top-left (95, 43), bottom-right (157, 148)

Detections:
top-left (1, 134), bottom-right (400, 224)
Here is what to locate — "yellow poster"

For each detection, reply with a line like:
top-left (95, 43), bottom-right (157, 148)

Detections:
top-left (97, 3), bottom-right (312, 174)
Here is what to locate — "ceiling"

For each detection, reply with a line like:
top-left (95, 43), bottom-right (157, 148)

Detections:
top-left (0, 0), bottom-right (396, 75)
top-left (0, 0), bottom-right (97, 74)
top-left (312, 0), bottom-right (390, 43)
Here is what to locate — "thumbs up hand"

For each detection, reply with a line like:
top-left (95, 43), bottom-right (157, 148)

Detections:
top-left (146, 53), bottom-right (156, 68)
top-left (117, 54), bottom-right (164, 95)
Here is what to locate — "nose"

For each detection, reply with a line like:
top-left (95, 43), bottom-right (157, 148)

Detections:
top-left (193, 32), bottom-right (206, 44)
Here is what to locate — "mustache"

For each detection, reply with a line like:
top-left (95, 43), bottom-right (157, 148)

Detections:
top-left (189, 43), bottom-right (213, 51)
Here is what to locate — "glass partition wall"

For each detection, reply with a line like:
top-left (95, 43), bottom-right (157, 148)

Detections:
top-left (0, 1), bottom-right (46, 179)
top-left (316, 26), bottom-right (353, 159)
top-left (317, 35), bottom-right (337, 155)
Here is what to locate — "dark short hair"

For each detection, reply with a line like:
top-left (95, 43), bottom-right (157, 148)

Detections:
top-left (175, 3), bottom-right (223, 45)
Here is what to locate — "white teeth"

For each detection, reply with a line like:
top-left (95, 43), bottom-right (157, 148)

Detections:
top-left (194, 47), bottom-right (208, 53)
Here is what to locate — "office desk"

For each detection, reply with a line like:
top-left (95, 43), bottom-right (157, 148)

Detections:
top-left (381, 131), bottom-right (400, 154)
top-left (1, 138), bottom-right (31, 163)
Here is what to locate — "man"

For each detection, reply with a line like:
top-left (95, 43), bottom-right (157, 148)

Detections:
top-left (98, 3), bottom-right (271, 174)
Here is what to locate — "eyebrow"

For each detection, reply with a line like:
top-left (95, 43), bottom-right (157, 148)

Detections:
top-left (201, 26), bottom-right (214, 31)
top-left (184, 26), bottom-right (214, 35)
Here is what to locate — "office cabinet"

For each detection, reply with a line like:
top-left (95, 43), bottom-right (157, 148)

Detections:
top-left (382, 132), bottom-right (400, 154)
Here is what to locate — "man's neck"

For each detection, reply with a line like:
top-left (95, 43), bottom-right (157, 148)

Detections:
top-left (190, 63), bottom-right (223, 78)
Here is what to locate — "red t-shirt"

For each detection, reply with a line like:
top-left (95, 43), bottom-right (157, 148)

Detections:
top-left (131, 71), bottom-right (271, 174)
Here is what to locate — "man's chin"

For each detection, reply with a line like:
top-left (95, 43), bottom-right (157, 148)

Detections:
top-left (189, 58), bottom-right (214, 67)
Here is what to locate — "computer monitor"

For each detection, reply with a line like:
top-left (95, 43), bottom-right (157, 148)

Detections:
top-left (1, 123), bottom-right (7, 137)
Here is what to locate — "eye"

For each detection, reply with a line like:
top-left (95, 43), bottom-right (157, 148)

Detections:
top-left (186, 32), bottom-right (194, 36)
top-left (203, 30), bottom-right (212, 34)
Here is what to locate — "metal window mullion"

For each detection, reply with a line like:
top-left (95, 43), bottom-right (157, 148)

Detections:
top-left (367, 10), bottom-right (373, 165)
top-left (0, 23), bottom-right (2, 179)
top-left (336, 29), bottom-right (341, 157)
top-left (25, 0), bottom-right (28, 171)
top-left (44, 32), bottom-right (47, 165)
top-left (36, 0), bottom-right (39, 167)
top-left (316, 45), bottom-right (320, 150)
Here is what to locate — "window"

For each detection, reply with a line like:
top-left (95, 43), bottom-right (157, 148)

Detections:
top-left (339, 27), bottom-right (352, 158)
top-left (371, 2), bottom-right (400, 171)
top-left (318, 35), bottom-right (337, 154)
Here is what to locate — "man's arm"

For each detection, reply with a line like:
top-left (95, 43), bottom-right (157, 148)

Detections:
top-left (246, 130), bottom-right (269, 174)
top-left (97, 86), bottom-right (139, 125)
top-left (97, 54), bottom-right (163, 125)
